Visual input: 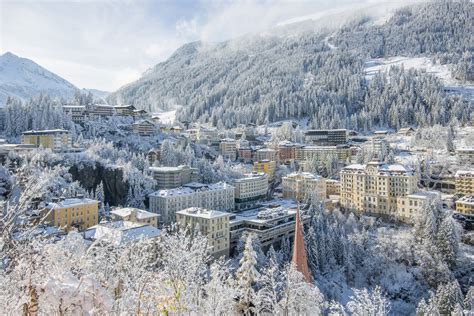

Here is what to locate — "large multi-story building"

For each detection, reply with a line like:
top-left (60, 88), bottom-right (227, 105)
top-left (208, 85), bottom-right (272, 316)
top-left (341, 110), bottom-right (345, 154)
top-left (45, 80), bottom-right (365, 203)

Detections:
top-left (149, 182), bottom-right (235, 224)
top-left (219, 138), bottom-right (237, 161)
top-left (228, 205), bottom-right (309, 253)
top-left (363, 139), bottom-right (390, 159)
top-left (233, 173), bottom-right (268, 210)
top-left (237, 139), bottom-right (252, 162)
top-left (86, 104), bottom-right (115, 117)
top-left (42, 198), bottom-right (99, 232)
top-left (296, 145), bottom-right (351, 164)
top-left (197, 127), bottom-right (220, 145)
top-left (282, 172), bottom-right (327, 202)
top-left (457, 148), bottom-right (474, 164)
top-left (397, 191), bottom-right (440, 223)
top-left (304, 129), bottom-right (347, 145)
top-left (340, 161), bottom-right (418, 218)
top-left (176, 207), bottom-right (230, 258)
top-left (114, 105), bottom-right (136, 116)
top-left (131, 120), bottom-right (156, 136)
top-left (278, 141), bottom-right (302, 163)
top-left (455, 170), bottom-right (474, 196)
top-left (149, 165), bottom-right (199, 190)
top-left (326, 179), bottom-right (340, 197)
top-left (111, 207), bottom-right (159, 227)
top-left (63, 105), bottom-right (87, 124)
top-left (253, 160), bottom-right (277, 181)
top-left (21, 129), bottom-right (72, 152)
top-left (256, 148), bottom-right (278, 162)
top-left (455, 195), bottom-right (474, 216)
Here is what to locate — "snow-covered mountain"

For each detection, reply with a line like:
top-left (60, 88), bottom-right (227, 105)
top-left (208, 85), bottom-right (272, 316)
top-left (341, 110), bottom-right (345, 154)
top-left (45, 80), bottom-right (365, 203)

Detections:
top-left (108, 1), bottom-right (472, 130)
top-left (0, 52), bottom-right (78, 105)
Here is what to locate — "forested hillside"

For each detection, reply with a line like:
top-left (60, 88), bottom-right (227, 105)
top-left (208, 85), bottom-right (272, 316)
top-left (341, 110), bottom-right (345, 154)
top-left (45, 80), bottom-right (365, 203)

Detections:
top-left (108, 1), bottom-right (473, 131)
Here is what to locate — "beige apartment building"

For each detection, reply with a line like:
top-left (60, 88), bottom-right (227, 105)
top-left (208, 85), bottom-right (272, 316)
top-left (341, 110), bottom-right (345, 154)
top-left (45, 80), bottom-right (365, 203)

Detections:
top-left (456, 196), bottom-right (474, 216)
top-left (340, 161), bottom-right (418, 218)
top-left (282, 172), bottom-right (327, 202)
top-left (131, 119), bottom-right (156, 136)
top-left (219, 138), bottom-right (237, 161)
top-left (326, 179), bottom-right (341, 197)
top-left (455, 170), bottom-right (474, 196)
top-left (397, 191), bottom-right (440, 223)
top-left (42, 198), bottom-right (99, 232)
top-left (176, 207), bottom-right (230, 258)
top-left (149, 165), bottom-right (199, 190)
top-left (111, 207), bottom-right (159, 227)
top-left (22, 129), bottom-right (72, 152)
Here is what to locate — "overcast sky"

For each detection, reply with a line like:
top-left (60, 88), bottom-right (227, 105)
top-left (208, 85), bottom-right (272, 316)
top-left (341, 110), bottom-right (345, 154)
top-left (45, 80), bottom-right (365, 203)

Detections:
top-left (0, 0), bottom-right (406, 92)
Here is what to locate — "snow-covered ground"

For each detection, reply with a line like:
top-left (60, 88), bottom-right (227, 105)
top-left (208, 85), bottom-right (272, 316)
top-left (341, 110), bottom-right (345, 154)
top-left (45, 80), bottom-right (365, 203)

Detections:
top-left (365, 56), bottom-right (474, 100)
top-left (153, 110), bottom-right (176, 125)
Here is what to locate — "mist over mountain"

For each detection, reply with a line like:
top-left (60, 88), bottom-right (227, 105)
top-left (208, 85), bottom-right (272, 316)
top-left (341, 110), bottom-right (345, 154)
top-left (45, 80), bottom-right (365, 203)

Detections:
top-left (0, 52), bottom-right (79, 105)
top-left (108, 1), bottom-right (472, 131)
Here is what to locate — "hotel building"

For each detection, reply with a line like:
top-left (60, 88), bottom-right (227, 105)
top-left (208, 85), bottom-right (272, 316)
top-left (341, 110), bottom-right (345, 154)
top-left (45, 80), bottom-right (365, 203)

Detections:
top-left (21, 129), bottom-right (72, 152)
top-left (149, 182), bottom-right (235, 224)
top-left (149, 165), bottom-right (199, 190)
top-left (42, 198), bottom-right (99, 232)
top-left (176, 207), bottom-right (230, 258)
top-left (340, 161), bottom-right (418, 218)
top-left (282, 172), bottom-right (327, 202)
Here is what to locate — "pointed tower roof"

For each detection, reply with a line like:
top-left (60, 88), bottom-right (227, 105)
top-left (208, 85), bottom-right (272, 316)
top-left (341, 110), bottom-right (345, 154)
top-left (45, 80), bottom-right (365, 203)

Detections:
top-left (291, 207), bottom-right (312, 283)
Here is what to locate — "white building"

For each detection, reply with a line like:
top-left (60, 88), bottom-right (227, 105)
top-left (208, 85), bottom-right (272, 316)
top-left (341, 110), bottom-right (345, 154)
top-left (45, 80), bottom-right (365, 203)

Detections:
top-left (233, 173), bottom-right (268, 210)
top-left (397, 191), bottom-right (440, 223)
top-left (149, 182), bottom-right (235, 225)
top-left (149, 165), bottom-right (199, 190)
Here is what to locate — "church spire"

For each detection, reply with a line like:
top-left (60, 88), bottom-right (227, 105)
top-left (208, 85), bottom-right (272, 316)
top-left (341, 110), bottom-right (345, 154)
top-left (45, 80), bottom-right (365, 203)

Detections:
top-left (291, 207), bottom-right (312, 283)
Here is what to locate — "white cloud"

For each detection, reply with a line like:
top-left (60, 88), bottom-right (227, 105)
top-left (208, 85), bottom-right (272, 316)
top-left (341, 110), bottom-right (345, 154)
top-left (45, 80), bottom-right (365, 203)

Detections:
top-left (0, 0), bottom-right (410, 92)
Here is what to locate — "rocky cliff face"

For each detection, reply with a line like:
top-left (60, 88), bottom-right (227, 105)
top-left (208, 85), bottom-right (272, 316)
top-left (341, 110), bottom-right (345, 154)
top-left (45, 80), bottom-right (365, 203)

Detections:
top-left (69, 162), bottom-right (128, 206)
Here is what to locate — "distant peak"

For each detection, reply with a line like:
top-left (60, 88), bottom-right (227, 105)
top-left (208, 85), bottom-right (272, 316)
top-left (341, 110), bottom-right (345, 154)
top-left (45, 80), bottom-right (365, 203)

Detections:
top-left (1, 52), bottom-right (19, 59)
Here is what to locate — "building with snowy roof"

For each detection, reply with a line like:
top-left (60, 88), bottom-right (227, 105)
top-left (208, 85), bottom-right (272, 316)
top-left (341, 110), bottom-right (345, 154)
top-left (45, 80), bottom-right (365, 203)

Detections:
top-left (176, 207), bottom-right (231, 258)
top-left (233, 173), bottom-right (268, 210)
top-left (85, 220), bottom-right (161, 246)
top-left (21, 129), bottom-right (71, 152)
top-left (456, 195), bottom-right (474, 216)
top-left (455, 170), bottom-right (474, 196)
top-left (304, 129), bottom-right (347, 145)
top-left (340, 161), bottom-right (418, 219)
top-left (149, 165), bottom-right (199, 190)
top-left (149, 182), bottom-right (235, 225)
top-left (42, 198), bottom-right (99, 232)
top-left (111, 207), bottom-right (159, 227)
top-left (228, 204), bottom-right (309, 254)
top-left (282, 172), bottom-right (326, 202)
top-left (397, 191), bottom-right (440, 223)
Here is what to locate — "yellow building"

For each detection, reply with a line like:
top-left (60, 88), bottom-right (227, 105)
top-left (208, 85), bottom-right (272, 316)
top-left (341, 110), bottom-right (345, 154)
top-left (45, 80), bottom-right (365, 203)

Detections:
top-left (43, 198), bottom-right (99, 232)
top-left (111, 207), bottom-right (159, 227)
top-left (21, 129), bottom-right (71, 152)
top-left (455, 170), bottom-right (474, 196)
top-left (282, 172), bottom-right (326, 202)
top-left (456, 196), bottom-right (474, 216)
top-left (176, 207), bottom-right (230, 258)
top-left (340, 161), bottom-right (418, 218)
top-left (253, 160), bottom-right (277, 181)
top-left (397, 191), bottom-right (440, 223)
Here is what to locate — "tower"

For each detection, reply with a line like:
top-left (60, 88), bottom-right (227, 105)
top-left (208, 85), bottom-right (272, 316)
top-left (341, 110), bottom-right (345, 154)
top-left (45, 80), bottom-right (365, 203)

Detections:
top-left (291, 207), bottom-right (312, 283)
